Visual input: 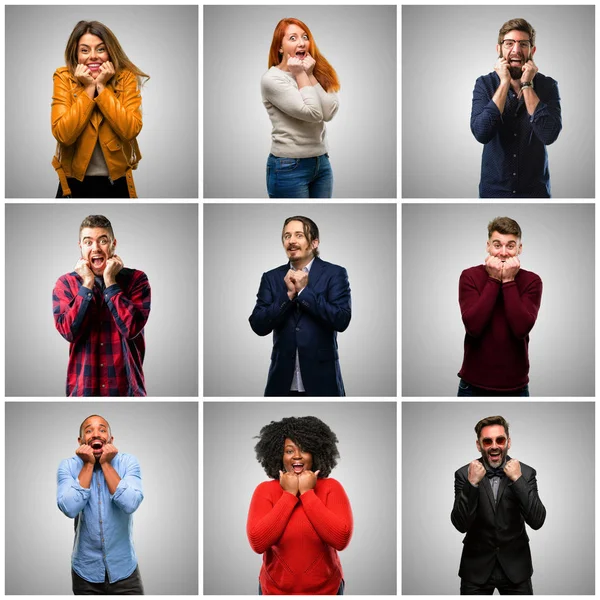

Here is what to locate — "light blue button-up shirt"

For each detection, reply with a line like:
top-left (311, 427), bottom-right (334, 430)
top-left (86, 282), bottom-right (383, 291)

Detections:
top-left (57, 453), bottom-right (143, 583)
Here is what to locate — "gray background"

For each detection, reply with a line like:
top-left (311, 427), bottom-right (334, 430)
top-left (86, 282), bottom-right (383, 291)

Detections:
top-left (6, 5), bottom-right (198, 198)
top-left (204, 203), bottom-right (397, 397)
top-left (5, 402), bottom-right (198, 595)
top-left (402, 204), bottom-right (595, 397)
top-left (204, 401), bottom-right (397, 595)
top-left (5, 203), bottom-right (198, 396)
top-left (402, 402), bottom-right (595, 595)
top-left (402, 5), bottom-right (595, 198)
top-left (204, 5), bottom-right (397, 198)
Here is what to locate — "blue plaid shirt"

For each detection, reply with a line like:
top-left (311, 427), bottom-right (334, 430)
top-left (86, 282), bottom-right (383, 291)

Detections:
top-left (57, 453), bottom-right (143, 583)
top-left (471, 72), bottom-right (562, 198)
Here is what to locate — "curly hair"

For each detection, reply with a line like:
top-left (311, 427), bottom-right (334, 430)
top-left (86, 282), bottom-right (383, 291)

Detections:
top-left (254, 416), bottom-right (340, 479)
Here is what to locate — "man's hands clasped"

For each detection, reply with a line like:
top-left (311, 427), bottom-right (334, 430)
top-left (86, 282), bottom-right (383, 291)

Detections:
top-left (284, 269), bottom-right (308, 300)
top-left (484, 256), bottom-right (520, 282)
top-left (468, 458), bottom-right (522, 486)
top-left (76, 443), bottom-right (118, 465)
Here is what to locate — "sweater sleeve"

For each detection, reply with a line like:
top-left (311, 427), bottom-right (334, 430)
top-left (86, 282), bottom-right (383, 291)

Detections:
top-left (314, 83), bottom-right (339, 122)
top-left (299, 480), bottom-right (353, 551)
top-left (501, 276), bottom-right (542, 339)
top-left (262, 71), bottom-right (324, 123)
top-left (247, 483), bottom-right (299, 554)
top-left (459, 270), bottom-right (501, 337)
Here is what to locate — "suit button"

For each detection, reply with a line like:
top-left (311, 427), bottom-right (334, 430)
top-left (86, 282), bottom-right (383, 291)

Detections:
top-left (295, 327), bottom-right (300, 331)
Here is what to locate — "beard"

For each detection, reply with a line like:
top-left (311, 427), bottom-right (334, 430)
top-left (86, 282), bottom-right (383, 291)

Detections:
top-left (481, 446), bottom-right (508, 469)
top-left (509, 66), bottom-right (523, 80)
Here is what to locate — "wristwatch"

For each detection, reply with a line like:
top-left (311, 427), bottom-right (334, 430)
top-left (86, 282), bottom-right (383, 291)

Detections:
top-left (520, 80), bottom-right (534, 89)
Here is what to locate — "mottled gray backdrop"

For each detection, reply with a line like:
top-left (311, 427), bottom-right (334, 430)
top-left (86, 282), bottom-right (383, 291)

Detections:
top-left (402, 203), bottom-right (594, 397)
top-left (6, 5), bottom-right (198, 198)
top-left (402, 402), bottom-right (594, 595)
top-left (204, 401), bottom-right (397, 595)
top-left (204, 5), bottom-right (397, 198)
top-left (5, 402), bottom-right (198, 595)
top-left (204, 203), bottom-right (397, 397)
top-left (5, 204), bottom-right (198, 396)
top-left (402, 5), bottom-right (594, 198)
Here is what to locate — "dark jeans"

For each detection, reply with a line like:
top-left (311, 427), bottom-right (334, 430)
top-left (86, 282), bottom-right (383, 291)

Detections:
top-left (56, 176), bottom-right (129, 198)
top-left (457, 379), bottom-right (530, 397)
top-left (266, 153), bottom-right (333, 198)
top-left (259, 580), bottom-right (344, 595)
top-left (460, 562), bottom-right (533, 594)
top-left (72, 566), bottom-right (144, 595)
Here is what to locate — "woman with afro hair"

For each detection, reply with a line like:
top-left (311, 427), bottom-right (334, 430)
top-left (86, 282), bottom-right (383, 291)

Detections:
top-left (247, 416), bottom-right (353, 595)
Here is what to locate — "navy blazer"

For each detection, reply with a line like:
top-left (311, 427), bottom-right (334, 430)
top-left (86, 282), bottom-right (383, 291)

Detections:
top-left (249, 257), bottom-right (351, 396)
top-left (451, 456), bottom-right (546, 585)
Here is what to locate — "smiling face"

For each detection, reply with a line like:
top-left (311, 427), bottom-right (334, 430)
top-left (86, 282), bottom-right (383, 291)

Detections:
top-left (476, 425), bottom-right (511, 469)
top-left (79, 227), bottom-right (116, 276)
top-left (279, 24), bottom-right (310, 66)
top-left (486, 231), bottom-right (521, 263)
top-left (78, 415), bottom-right (113, 459)
top-left (77, 33), bottom-right (110, 79)
top-left (282, 220), bottom-right (318, 268)
top-left (497, 29), bottom-right (535, 80)
top-left (282, 438), bottom-right (313, 474)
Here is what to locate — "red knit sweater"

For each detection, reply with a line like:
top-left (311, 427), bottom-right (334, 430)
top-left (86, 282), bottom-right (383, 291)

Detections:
top-left (247, 478), bottom-right (353, 595)
top-left (458, 265), bottom-right (542, 391)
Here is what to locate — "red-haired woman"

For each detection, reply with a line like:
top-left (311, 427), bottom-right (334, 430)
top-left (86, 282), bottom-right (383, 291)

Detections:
top-left (262, 18), bottom-right (340, 198)
top-left (51, 21), bottom-right (149, 198)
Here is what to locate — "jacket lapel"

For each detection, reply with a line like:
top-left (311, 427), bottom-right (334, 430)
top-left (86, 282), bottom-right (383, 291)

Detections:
top-left (495, 455), bottom-right (512, 506)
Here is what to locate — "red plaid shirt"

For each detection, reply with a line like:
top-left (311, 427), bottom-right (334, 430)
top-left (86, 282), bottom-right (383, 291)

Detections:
top-left (53, 267), bottom-right (151, 396)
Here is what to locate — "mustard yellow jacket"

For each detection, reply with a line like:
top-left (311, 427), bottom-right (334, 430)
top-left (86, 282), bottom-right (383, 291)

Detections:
top-left (51, 67), bottom-right (143, 197)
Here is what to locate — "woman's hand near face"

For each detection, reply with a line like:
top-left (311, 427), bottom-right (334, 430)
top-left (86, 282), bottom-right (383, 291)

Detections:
top-left (298, 469), bottom-right (320, 495)
top-left (302, 53), bottom-right (316, 77)
top-left (279, 470), bottom-right (299, 496)
top-left (286, 54), bottom-right (305, 77)
top-left (95, 61), bottom-right (115, 91)
top-left (75, 64), bottom-right (96, 98)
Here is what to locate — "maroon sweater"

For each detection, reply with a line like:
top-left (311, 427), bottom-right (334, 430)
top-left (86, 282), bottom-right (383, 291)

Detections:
top-left (458, 265), bottom-right (542, 391)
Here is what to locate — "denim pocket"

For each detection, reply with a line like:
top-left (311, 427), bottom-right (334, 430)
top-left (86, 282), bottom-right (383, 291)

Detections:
top-left (275, 157), bottom-right (300, 172)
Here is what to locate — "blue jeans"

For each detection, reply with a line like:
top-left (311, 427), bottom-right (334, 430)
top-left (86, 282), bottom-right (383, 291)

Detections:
top-left (457, 379), bottom-right (530, 397)
top-left (266, 153), bottom-right (333, 198)
top-left (258, 580), bottom-right (344, 595)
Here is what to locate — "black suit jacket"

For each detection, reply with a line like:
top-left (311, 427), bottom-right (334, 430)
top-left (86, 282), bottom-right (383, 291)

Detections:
top-left (451, 456), bottom-right (546, 585)
top-left (249, 257), bottom-right (351, 396)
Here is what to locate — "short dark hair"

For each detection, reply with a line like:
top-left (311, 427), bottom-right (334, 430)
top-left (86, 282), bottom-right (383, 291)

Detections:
top-left (488, 216), bottom-right (522, 239)
top-left (474, 415), bottom-right (510, 440)
top-left (254, 416), bottom-right (339, 479)
top-left (79, 215), bottom-right (115, 240)
top-left (282, 216), bottom-right (320, 258)
top-left (498, 18), bottom-right (536, 46)
top-left (79, 414), bottom-right (112, 439)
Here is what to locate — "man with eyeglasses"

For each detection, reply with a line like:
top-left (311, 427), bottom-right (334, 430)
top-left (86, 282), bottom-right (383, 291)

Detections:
top-left (451, 415), bottom-right (546, 594)
top-left (457, 217), bottom-right (542, 396)
top-left (471, 18), bottom-right (562, 197)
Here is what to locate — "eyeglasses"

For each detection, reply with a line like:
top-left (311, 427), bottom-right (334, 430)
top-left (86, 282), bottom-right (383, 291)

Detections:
top-left (501, 39), bottom-right (531, 50)
top-left (481, 436), bottom-right (507, 447)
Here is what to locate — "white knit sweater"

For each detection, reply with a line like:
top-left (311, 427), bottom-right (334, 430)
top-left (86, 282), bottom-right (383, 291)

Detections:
top-left (261, 66), bottom-right (339, 158)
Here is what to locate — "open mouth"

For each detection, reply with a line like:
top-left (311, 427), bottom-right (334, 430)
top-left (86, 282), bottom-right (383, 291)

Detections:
top-left (295, 51), bottom-right (306, 58)
top-left (91, 441), bottom-right (104, 451)
top-left (488, 451), bottom-right (501, 461)
top-left (90, 255), bottom-right (105, 268)
top-left (292, 462), bottom-right (304, 473)
top-left (87, 63), bottom-right (102, 71)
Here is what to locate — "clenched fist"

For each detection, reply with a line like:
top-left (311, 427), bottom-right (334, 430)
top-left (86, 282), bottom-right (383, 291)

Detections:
top-left (485, 255), bottom-right (503, 281)
top-left (494, 57), bottom-right (511, 85)
top-left (503, 458), bottom-right (522, 482)
top-left (520, 59), bottom-right (538, 85)
top-left (76, 444), bottom-right (97, 464)
top-left (501, 256), bottom-right (520, 282)
top-left (279, 470), bottom-right (299, 496)
top-left (104, 254), bottom-right (123, 286)
top-left (468, 460), bottom-right (486, 486)
top-left (99, 443), bottom-right (118, 465)
top-left (298, 469), bottom-right (320, 494)
top-left (75, 258), bottom-right (94, 289)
